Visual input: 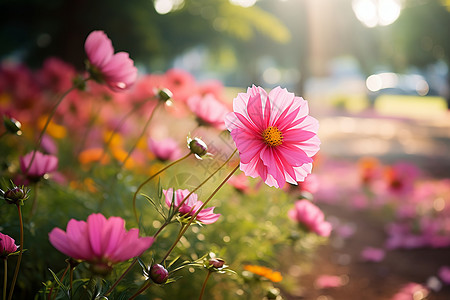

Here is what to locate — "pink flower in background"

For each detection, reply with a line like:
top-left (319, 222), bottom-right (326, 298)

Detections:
top-left (38, 57), bottom-right (76, 93)
top-left (390, 282), bottom-right (429, 300)
top-left (0, 232), bottom-right (18, 258)
top-left (49, 213), bottom-right (154, 273)
top-left (438, 266), bottom-right (450, 284)
top-left (360, 247), bottom-right (385, 262)
top-left (384, 162), bottom-right (420, 196)
top-left (298, 173), bottom-right (320, 194)
top-left (225, 86), bottom-right (320, 188)
top-left (84, 30), bottom-right (137, 92)
top-left (148, 137), bottom-right (182, 161)
top-left (20, 151), bottom-right (58, 179)
top-left (163, 68), bottom-right (197, 103)
top-left (164, 188), bottom-right (220, 224)
top-left (288, 200), bottom-right (332, 237)
top-left (187, 93), bottom-right (229, 130)
top-left (315, 275), bottom-right (343, 289)
top-left (227, 172), bottom-right (251, 194)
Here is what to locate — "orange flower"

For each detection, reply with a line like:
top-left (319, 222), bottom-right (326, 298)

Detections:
top-left (78, 148), bottom-right (110, 165)
top-left (244, 265), bottom-right (282, 282)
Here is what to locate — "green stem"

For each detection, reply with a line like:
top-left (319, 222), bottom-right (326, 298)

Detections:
top-left (3, 259), bottom-right (7, 300)
top-left (8, 205), bottom-right (23, 300)
top-left (25, 85), bottom-right (78, 175)
top-left (132, 152), bottom-right (192, 223)
top-left (128, 280), bottom-right (152, 300)
top-left (198, 271), bottom-right (212, 300)
top-left (119, 102), bottom-right (162, 171)
top-left (48, 262), bottom-right (70, 300)
top-left (160, 163), bottom-right (239, 263)
top-left (153, 148), bottom-right (237, 240)
top-left (69, 266), bottom-right (74, 300)
top-left (103, 258), bottom-right (137, 297)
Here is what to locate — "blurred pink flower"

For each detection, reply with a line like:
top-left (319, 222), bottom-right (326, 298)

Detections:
top-left (390, 282), bottom-right (429, 300)
top-left (0, 232), bottom-right (18, 258)
top-left (20, 151), bottom-right (58, 180)
top-left (225, 86), bottom-right (320, 188)
top-left (227, 172), bottom-right (251, 194)
top-left (438, 266), bottom-right (450, 284)
top-left (298, 173), bottom-right (320, 194)
top-left (384, 162), bottom-right (420, 196)
top-left (163, 68), bottom-right (197, 103)
top-left (85, 30), bottom-right (137, 92)
top-left (148, 137), bottom-right (182, 161)
top-left (188, 93), bottom-right (229, 130)
top-left (315, 275), bottom-right (343, 289)
top-left (49, 213), bottom-right (154, 273)
top-left (360, 247), bottom-right (385, 262)
top-left (288, 200), bottom-right (332, 237)
top-left (163, 188), bottom-right (220, 224)
top-left (38, 57), bottom-right (76, 93)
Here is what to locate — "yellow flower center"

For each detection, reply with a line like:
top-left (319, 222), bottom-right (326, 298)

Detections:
top-left (262, 126), bottom-right (283, 147)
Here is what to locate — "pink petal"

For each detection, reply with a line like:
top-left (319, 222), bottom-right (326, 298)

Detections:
top-left (49, 228), bottom-right (80, 258)
top-left (87, 213), bottom-right (107, 257)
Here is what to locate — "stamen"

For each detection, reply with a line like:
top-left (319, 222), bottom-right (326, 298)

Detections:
top-left (262, 126), bottom-right (283, 147)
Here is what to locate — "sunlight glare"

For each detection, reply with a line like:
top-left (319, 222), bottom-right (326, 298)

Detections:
top-left (352, 0), bottom-right (402, 27)
top-left (229, 0), bottom-right (258, 8)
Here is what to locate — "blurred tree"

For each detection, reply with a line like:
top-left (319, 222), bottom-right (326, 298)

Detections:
top-left (390, 0), bottom-right (450, 104)
top-left (0, 0), bottom-right (290, 75)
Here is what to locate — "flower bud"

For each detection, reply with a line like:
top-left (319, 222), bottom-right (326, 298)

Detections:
top-left (187, 137), bottom-right (208, 158)
top-left (266, 287), bottom-right (281, 300)
top-left (149, 264), bottom-right (169, 284)
top-left (3, 116), bottom-right (22, 135)
top-left (209, 258), bottom-right (225, 269)
top-left (3, 185), bottom-right (30, 205)
top-left (156, 88), bottom-right (173, 102)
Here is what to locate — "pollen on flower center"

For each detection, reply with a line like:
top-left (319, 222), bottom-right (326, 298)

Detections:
top-left (262, 126), bottom-right (283, 147)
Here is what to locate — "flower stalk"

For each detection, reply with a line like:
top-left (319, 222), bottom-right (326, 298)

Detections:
top-left (8, 205), bottom-right (23, 300)
top-left (25, 85), bottom-right (78, 175)
top-left (160, 163), bottom-right (239, 263)
top-left (198, 270), bottom-right (212, 300)
top-left (132, 152), bottom-right (192, 223)
top-left (119, 101), bottom-right (162, 171)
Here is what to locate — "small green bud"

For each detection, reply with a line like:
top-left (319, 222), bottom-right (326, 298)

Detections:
top-left (187, 137), bottom-right (208, 158)
top-left (157, 88), bottom-right (173, 102)
top-left (209, 258), bottom-right (225, 269)
top-left (3, 185), bottom-right (30, 205)
top-left (3, 116), bottom-right (22, 135)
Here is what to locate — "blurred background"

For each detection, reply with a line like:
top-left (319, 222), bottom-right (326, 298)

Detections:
top-left (1, 0), bottom-right (450, 103)
top-left (1, 0), bottom-right (450, 299)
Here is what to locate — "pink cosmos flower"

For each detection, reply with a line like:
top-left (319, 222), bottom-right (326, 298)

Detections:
top-left (84, 30), bottom-right (138, 92)
top-left (49, 213), bottom-right (154, 273)
top-left (360, 246), bottom-right (385, 262)
top-left (315, 275), bottom-right (343, 289)
top-left (38, 57), bottom-right (76, 93)
top-left (163, 188), bottom-right (220, 224)
top-left (0, 232), bottom-right (18, 258)
top-left (438, 266), bottom-right (450, 284)
top-left (187, 93), bottom-right (229, 130)
top-left (288, 200), bottom-right (332, 237)
top-left (148, 137), bottom-right (182, 161)
top-left (20, 151), bottom-right (58, 180)
top-left (225, 86), bottom-right (320, 188)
